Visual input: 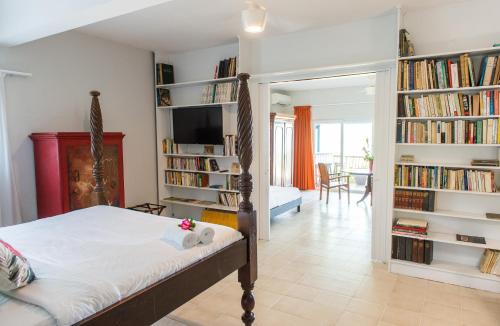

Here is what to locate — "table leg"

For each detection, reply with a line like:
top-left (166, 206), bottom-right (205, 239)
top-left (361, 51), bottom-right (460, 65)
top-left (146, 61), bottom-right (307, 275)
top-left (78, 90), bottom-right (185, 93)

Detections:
top-left (357, 175), bottom-right (372, 204)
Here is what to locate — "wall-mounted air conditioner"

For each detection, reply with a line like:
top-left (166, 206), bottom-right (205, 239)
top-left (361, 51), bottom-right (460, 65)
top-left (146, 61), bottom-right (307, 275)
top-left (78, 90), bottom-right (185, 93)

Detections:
top-left (271, 93), bottom-right (292, 105)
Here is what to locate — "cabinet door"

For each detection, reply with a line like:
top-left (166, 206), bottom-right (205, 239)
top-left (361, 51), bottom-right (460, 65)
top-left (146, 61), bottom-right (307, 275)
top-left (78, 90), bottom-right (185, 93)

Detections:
top-left (273, 123), bottom-right (284, 186)
top-left (283, 122), bottom-right (294, 187)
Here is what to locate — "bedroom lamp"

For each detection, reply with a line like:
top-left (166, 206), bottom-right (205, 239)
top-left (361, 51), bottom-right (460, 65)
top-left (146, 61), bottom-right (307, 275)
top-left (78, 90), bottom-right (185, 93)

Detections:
top-left (242, 1), bottom-right (267, 33)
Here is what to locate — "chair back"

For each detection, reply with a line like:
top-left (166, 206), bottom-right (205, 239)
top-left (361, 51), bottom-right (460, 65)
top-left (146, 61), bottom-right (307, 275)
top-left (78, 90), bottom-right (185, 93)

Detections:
top-left (318, 163), bottom-right (330, 185)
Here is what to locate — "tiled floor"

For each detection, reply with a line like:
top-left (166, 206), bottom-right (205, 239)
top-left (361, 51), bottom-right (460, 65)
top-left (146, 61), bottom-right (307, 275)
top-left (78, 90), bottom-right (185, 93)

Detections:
top-left (157, 191), bottom-right (500, 326)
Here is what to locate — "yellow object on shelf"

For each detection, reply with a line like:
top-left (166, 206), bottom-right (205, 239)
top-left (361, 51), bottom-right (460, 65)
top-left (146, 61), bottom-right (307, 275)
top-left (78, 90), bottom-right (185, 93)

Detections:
top-left (201, 209), bottom-right (238, 229)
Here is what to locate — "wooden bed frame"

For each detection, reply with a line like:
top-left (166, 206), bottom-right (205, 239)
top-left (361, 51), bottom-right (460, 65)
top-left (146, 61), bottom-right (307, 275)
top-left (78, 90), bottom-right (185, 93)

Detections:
top-left (79, 73), bottom-right (257, 326)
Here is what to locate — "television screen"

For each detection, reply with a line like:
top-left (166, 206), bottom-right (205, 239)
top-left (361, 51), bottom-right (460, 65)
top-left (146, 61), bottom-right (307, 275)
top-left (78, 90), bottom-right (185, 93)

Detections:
top-left (172, 105), bottom-right (224, 145)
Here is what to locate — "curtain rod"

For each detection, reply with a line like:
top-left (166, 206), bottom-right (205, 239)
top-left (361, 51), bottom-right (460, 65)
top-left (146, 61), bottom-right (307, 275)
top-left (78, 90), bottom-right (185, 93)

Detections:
top-left (0, 69), bottom-right (32, 77)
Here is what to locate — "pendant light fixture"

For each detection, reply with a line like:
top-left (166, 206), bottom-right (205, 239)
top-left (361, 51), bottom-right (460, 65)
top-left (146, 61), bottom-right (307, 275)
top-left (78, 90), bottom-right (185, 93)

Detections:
top-left (242, 1), bottom-right (267, 33)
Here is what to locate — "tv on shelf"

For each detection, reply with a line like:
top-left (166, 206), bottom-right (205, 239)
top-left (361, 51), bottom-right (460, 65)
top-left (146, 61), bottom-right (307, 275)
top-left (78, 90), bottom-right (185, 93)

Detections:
top-left (172, 105), bottom-right (224, 145)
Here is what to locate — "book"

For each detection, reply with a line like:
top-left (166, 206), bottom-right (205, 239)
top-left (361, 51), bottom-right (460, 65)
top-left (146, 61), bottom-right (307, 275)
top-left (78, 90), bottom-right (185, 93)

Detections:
top-left (456, 234), bottom-right (486, 244)
top-left (156, 63), bottom-right (174, 85)
top-left (485, 212), bottom-right (500, 220)
top-left (424, 241), bottom-right (433, 265)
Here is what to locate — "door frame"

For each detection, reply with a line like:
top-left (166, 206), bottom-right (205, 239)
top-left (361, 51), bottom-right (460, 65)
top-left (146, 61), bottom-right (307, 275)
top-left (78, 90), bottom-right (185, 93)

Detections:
top-left (252, 59), bottom-right (396, 263)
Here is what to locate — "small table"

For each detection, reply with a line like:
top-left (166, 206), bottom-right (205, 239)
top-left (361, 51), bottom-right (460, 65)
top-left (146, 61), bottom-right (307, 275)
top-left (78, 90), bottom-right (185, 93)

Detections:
top-left (344, 169), bottom-right (373, 205)
top-left (128, 203), bottom-right (166, 215)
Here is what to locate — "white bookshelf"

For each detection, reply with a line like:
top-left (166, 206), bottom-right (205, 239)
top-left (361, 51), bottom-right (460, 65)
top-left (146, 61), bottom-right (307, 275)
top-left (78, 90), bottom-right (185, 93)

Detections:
top-left (154, 42), bottom-right (241, 219)
top-left (390, 41), bottom-right (500, 291)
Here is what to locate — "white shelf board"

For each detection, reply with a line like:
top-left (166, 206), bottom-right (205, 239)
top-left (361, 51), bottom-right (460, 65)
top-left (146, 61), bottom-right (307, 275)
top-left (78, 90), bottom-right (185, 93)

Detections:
top-left (398, 46), bottom-right (500, 61)
top-left (391, 231), bottom-right (500, 250)
top-left (165, 168), bottom-right (240, 175)
top-left (163, 153), bottom-right (238, 158)
top-left (398, 85), bottom-right (500, 95)
top-left (395, 162), bottom-right (500, 170)
top-left (394, 186), bottom-right (500, 196)
top-left (397, 115), bottom-right (500, 121)
top-left (157, 101), bottom-right (237, 110)
top-left (156, 76), bottom-right (238, 89)
top-left (165, 183), bottom-right (239, 193)
top-left (160, 198), bottom-right (238, 212)
top-left (390, 259), bottom-right (500, 283)
top-left (396, 143), bottom-right (500, 147)
top-left (393, 208), bottom-right (500, 223)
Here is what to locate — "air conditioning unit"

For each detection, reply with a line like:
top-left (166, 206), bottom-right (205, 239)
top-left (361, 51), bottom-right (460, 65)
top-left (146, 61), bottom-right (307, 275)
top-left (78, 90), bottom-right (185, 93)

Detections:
top-left (271, 93), bottom-right (292, 105)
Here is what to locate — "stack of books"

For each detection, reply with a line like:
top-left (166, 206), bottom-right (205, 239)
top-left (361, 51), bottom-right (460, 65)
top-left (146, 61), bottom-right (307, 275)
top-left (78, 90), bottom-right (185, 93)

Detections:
top-left (480, 249), bottom-right (500, 275)
top-left (398, 90), bottom-right (499, 118)
top-left (162, 138), bottom-right (179, 154)
top-left (392, 218), bottom-right (428, 237)
top-left (226, 175), bottom-right (239, 191)
top-left (224, 135), bottom-right (238, 156)
top-left (218, 192), bottom-right (240, 208)
top-left (396, 119), bottom-right (499, 144)
top-left (394, 189), bottom-right (435, 211)
top-left (398, 54), bottom-right (500, 91)
top-left (201, 81), bottom-right (238, 104)
top-left (166, 157), bottom-right (219, 172)
top-left (156, 63), bottom-right (174, 85)
top-left (471, 159), bottom-right (499, 167)
top-left (394, 165), bottom-right (496, 193)
top-left (165, 172), bottom-right (209, 188)
top-left (214, 57), bottom-right (238, 78)
top-left (392, 235), bottom-right (433, 265)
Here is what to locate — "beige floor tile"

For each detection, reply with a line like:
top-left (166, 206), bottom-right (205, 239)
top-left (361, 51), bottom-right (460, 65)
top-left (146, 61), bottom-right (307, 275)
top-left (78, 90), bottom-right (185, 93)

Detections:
top-left (418, 315), bottom-right (460, 326)
top-left (346, 298), bottom-right (386, 319)
top-left (285, 283), bottom-right (320, 301)
top-left (386, 291), bottom-right (424, 313)
top-left (381, 306), bottom-right (420, 326)
top-left (153, 317), bottom-right (188, 326)
top-left (335, 311), bottom-right (379, 326)
top-left (461, 308), bottom-right (500, 326)
top-left (255, 308), bottom-right (313, 326)
top-left (253, 287), bottom-right (284, 308)
top-left (420, 302), bottom-right (460, 322)
top-left (273, 295), bottom-right (343, 324)
top-left (425, 290), bottom-right (460, 308)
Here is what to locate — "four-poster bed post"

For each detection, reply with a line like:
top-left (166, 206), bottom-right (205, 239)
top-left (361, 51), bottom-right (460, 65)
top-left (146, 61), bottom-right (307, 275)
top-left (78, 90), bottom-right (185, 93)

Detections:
top-left (80, 72), bottom-right (257, 325)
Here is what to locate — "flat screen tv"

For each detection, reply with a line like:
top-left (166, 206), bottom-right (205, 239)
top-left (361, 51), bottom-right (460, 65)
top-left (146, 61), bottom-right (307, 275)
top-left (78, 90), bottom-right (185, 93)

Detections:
top-left (172, 105), bottom-right (224, 145)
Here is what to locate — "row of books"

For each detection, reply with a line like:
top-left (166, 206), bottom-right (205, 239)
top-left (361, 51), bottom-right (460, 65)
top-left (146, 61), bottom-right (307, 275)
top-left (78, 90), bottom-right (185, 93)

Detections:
top-left (162, 138), bottom-right (180, 154)
top-left (392, 235), bottom-right (433, 265)
top-left (201, 82), bottom-right (238, 104)
top-left (394, 189), bottom-right (435, 212)
top-left (166, 157), bottom-right (219, 172)
top-left (218, 192), bottom-right (240, 208)
top-left (396, 119), bottom-right (500, 144)
top-left (480, 249), bottom-right (500, 275)
top-left (156, 63), bottom-right (174, 85)
top-left (395, 165), bottom-right (496, 193)
top-left (392, 218), bottom-right (428, 237)
top-left (214, 57), bottom-right (238, 79)
top-left (397, 90), bottom-right (499, 118)
top-left (398, 55), bottom-right (500, 91)
top-left (165, 171), bottom-right (209, 188)
top-left (224, 135), bottom-right (238, 156)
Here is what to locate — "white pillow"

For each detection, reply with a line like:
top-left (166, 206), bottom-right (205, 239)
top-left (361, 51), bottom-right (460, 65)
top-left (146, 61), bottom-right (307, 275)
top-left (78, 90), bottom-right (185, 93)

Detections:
top-left (0, 239), bottom-right (35, 291)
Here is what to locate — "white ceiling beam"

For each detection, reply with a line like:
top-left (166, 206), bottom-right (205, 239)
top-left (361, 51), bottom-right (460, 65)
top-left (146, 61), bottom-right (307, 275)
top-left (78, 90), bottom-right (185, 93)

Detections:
top-left (0, 0), bottom-right (177, 47)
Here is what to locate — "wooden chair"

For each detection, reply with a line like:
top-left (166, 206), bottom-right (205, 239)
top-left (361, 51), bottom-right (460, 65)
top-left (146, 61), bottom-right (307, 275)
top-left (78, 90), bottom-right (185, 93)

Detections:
top-left (318, 163), bottom-right (350, 204)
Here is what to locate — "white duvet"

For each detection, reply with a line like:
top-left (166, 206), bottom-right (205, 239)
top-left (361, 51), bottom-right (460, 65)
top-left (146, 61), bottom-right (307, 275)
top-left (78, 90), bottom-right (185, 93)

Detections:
top-left (269, 186), bottom-right (301, 209)
top-left (0, 206), bottom-right (243, 326)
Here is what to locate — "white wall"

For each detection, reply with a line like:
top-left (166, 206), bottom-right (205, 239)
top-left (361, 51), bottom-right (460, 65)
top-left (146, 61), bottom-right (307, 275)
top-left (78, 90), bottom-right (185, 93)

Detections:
top-left (0, 31), bottom-right (157, 221)
top-left (402, 0), bottom-right (500, 54)
top-left (287, 86), bottom-right (374, 123)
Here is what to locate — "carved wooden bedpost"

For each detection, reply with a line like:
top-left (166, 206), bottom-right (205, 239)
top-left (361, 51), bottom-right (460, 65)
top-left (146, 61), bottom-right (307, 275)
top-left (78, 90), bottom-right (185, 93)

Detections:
top-left (90, 91), bottom-right (106, 205)
top-left (236, 73), bottom-right (257, 326)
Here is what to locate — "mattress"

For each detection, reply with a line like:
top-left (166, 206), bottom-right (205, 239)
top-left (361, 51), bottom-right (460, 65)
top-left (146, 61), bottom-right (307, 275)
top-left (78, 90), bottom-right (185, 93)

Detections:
top-left (0, 206), bottom-right (243, 326)
top-left (269, 186), bottom-right (302, 209)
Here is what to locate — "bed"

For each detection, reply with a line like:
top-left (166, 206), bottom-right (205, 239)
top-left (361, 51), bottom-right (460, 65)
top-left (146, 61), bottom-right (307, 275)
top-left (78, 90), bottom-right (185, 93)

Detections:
top-left (0, 73), bottom-right (257, 326)
top-left (269, 186), bottom-right (302, 218)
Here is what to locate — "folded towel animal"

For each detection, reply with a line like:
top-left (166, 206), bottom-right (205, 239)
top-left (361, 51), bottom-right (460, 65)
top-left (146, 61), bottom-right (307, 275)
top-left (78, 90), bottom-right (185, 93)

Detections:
top-left (161, 224), bottom-right (199, 249)
top-left (193, 222), bottom-right (215, 244)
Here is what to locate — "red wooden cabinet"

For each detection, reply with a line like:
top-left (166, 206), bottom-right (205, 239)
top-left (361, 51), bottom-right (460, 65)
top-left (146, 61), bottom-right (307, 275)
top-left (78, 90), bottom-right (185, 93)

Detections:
top-left (30, 132), bottom-right (125, 218)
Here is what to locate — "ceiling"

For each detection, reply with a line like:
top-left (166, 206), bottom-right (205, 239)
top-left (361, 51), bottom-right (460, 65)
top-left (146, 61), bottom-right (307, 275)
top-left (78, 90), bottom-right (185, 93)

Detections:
top-left (271, 73), bottom-right (376, 92)
top-left (78, 0), bottom-right (465, 53)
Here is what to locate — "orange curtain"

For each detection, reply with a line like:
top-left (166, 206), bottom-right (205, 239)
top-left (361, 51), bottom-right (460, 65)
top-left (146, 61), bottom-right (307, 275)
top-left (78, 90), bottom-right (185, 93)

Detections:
top-left (293, 106), bottom-right (315, 190)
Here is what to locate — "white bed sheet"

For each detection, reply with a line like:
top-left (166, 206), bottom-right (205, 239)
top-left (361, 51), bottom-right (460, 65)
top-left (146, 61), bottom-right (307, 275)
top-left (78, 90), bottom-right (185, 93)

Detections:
top-left (269, 186), bottom-right (301, 209)
top-left (0, 206), bottom-right (243, 326)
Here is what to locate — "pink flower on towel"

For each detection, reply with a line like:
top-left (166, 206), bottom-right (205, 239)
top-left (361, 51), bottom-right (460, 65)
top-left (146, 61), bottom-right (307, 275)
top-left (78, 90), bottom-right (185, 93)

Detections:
top-left (179, 218), bottom-right (196, 231)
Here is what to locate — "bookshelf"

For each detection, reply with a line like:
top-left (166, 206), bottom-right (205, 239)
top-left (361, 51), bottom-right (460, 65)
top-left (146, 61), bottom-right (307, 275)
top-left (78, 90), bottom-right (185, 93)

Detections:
top-left (390, 39), bottom-right (500, 291)
top-left (154, 42), bottom-right (241, 219)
